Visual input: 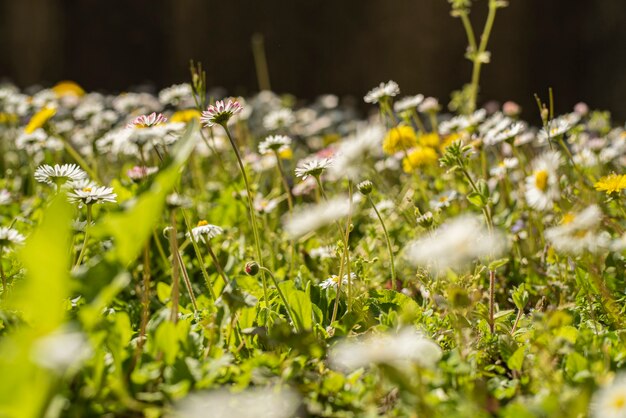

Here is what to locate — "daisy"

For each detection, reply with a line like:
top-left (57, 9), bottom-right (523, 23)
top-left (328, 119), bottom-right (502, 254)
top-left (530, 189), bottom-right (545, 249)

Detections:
top-left (545, 205), bottom-right (610, 255)
top-left (34, 164), bottom-right (87, 187)
top-left (329, 124), bottom-right (384, 181)
top-left (483, 121), bottom-right (526, 146)
top-left (524, 151), bottom-right (562, 211)
top-left (262, 108), bottom-right (295, 130)
top-left (393, 94), bottom-right (424, 113)
top-left (416, 211), bottom-right (434, 228)
top-left (158, 83), bottom-right (193, 107)
top-left (0, 227), bottom-right (25, 249)
top-left (188, 220), bottom-right (223, 244)
top-left (165, 193), bottom-right (193, 209)
top-left (405, 215), bottom-right (506, 273)
top-left (329, 328), bottom-right (442, 372)
top-left (489, 157), bottom-right (519, 179)
top-left (283, 196), bottom-right (351, 238)
top-left (200, 99), bottom-right (243, 127)
top-left (258, 135), bottom-right (292, 155)
top-left (364, 80), bottom-right (400, 104)
top-left (294, 157), bottom-right (333, 180)
top-left (319, 273), bottom-right (355, 290)
top-left (309, 245), bottom-right (337, 259)
top-left (537, 114), bottom-right (579, 143)
top-left (127, 166), bottom-right (158, 182)
top-left (418, 97), bottom-right (440, 113)
top-left (126, 112), bottom-right (167, 129)
top-left (253, 195), bottom-right (281, 214)
top-left (590, 375), bottom-right (626, 418)
top-left (68, 184), bottom-right (117, 206)
top-left (429, 190), bottom-right (458, 210)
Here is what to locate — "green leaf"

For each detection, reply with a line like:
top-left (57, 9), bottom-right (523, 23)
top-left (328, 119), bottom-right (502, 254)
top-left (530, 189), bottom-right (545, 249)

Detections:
top-left (279, 281), bottom-right (313, 331)
top-left (466, 192), bottom-right (486, 207)
top-left (155, 321), bottom-right (179, 365)
top-left (507, 346), bottom-right (525, 372)
top-left (488, 258), bottom-right (509, 271)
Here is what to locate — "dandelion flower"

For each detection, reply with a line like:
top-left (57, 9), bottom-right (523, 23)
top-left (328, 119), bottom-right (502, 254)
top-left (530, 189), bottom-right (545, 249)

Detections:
top-left (595, 174), bottom-right (626, 195)
top-left (590, 374), bottom-right (626, 418)
top-left (382, 125), bottom-right (418, 155)
top-left (201, 99), bottom-right (243, 127)
top-left (68, 184), bottom-right (117, 206)
top-left (525, 151), bottom-right (562, 211)
top-left (170, 109), bottom-right (201, 123)
top-left (258, 135), bottom-right (292, 155)
top-left (294, 157), bottom-right (333, 180)
top-left (405, 215), bottom-right (506, 273)
top-left (402, 147), bottom-right (438, 172)
top-left (25, 106), bottom-right (56, 134)
top-left (329, 328), bottom-right (442, 372)
top-left (364, 80), bottom-right (400, 104)
top-left (283, 196), bottom-right (351, 238)
top-left (188, 220), bottom-right (223, 243)
top-left (0, 227), bottom-right (25, 249)
top-left (34, 164), bottom-right (87, 187)
top-left (51, 81), bottom-right (85, 98)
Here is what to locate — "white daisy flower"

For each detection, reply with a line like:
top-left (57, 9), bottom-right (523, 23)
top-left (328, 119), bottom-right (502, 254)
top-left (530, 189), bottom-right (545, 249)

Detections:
top-left (573, 148), bottom-right (599, 168)
top-left (329, 328), bottom-right (442, 372)
top-left (68, 185), bottom-right (117, 206)
top-left (34, 163), bottom-right (87, 187)
top-left (263, 108), bottom-right (295, 130)
top-left (309, 245), bottom-right (337, 259)
top-left (253, 195), bottom-right (281, 214)
top-left (328, 124), bottom-right (385, 181)
top-left (294, 157), bottom-right (333, 180)
top-left (174, 387), bottom-right (301, 418)
top-left (590, 374), bottom-right (626, 418)
top-left (483, 121), bottom-right (526, 146)
top-left (283, 196), bottom-right (351, 239)
top-left (440, 109), bottom-right (487, 135)
top-left (0, 227), bottom-right (25, 249)
top-left (364, 80), bottom-right (400, 104)
top-left (537, 113), bottom-right (580, 143)
top-left (258, 135), bottom-right (292, 155)
top-left (545, 205), bottom-right (610, 255)
top-left (0, 189), bottom-right (12, 205)
top-left (405, 215), bottom-right (506, 274)
top-left (158, 83), bottom-right (193, 107)
top-left (418, 97), bottom-right (440, 113)
top-left (319, 273), bottom-right (355, 290)
top-left (126, 112), bottom-right (168, 129)
top-left (127, 166), bottom-right (158, 182)
top-left (393, 94), bottom-right (424, 113)
top-left (200, 99), bottom-right (243, 127)
top-left (524, 151), bottom-right (562, 211)
top-left (489, 157), bottom-right (519, 179)
top-left (188, 221), bottom-right (223, 244)
top-left (429, 190), bottom-right (458, 210)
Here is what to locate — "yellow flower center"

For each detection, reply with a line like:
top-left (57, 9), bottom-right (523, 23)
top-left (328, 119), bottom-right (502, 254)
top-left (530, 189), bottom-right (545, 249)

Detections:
top-left (562, 213), bottom-right (576, 225)
top-left (82, 187), bottom-right (92, 192)
top-left (197, 220), bottom-right (209, 227)
top-left (611, 394), bottom-right (626, 410)
top-left (535, 170), bottom-right (549, 191)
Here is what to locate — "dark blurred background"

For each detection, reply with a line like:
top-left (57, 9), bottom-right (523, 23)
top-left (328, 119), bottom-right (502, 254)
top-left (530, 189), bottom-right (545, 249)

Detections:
top-left (1, 0), bottom-right (626, 122)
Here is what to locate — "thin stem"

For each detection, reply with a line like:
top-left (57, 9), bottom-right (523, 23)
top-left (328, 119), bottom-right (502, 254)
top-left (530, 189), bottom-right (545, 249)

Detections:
top-left (205, 240), bottom-right (229, 286)
top-left (168, 210), bottom-right (181, 323)
top-left (138, 240), bottom-right (151, 352)
top-left (468, 0), bottom-right (498, 114)
top-left (0, 253), bottom-right (7, 300)
top-left (175, 249), bottom-right (198, 312)
top-left (259, 266), bottom-right (299, 333)
top-left (251, 33), bottom-right (271, 91)
top-left (74, 204), bottom-right (93, 267)
top-left (368, 196), bottom-right (396, 283)
top-left (274, 151), bottom-right (294, 213)
top-left (220, 123), bottom-right (269, 308)
top-left (488, 269), bottom-right (496, 334)
top-left (458, 11), bottom-right (477, 52)
top-left (511, 306), bottom-right (523, 335)
top-left (180, 209), bottom-right (216, 301)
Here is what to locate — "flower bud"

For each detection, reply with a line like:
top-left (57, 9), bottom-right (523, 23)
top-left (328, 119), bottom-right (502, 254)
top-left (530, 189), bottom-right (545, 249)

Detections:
top-left (244, 261), bottom-right (260, 276)
top-left (357, 180), bottom-right (373, 195)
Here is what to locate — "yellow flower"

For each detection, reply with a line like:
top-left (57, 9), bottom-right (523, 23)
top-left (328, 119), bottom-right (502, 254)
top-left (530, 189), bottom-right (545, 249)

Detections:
top-left (418, 132), bottom-right (440, 148)
top-left (25, 107), bottom-right (56, 134)
top-left (402, 147), bottom-right (438, 173)
top-left (595, 173), bottom-right (626, 194)
top-left (170, 109), bottom-right (201, 123)
top-left (382, 125), bottom-right (418, 155)
top-left (52, 81), bottom-right (85, 98)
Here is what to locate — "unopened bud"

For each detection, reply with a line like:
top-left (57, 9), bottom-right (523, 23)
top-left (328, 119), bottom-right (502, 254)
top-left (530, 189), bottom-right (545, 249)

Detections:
top-left (244, 261), bottom-right (259, 276)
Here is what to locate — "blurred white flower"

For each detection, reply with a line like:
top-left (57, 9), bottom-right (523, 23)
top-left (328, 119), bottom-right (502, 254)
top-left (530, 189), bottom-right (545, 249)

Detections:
top-left (0, 227), bottom-right (25, 249)
top-left (405, 216), bottom-right (505, 273)
top-left (263, 108), bottom-right (295, 131)
top-left (309, 245), bottom-right (337, 259)
top-left (537, 114), bottom-right (579, 143)
top-left (31, 330), bottom-right (92, 374)
top-left (328, 124), bottom-right (384, 181)
top-left (545, 205), bottom-right (610, 255)
top-left (0, 189), bottom-right (12, 205)
top-left (329, 328), bottom-right (442, 371)
top-left (394, 94), bottom-right (424, 113)
top-left (319, 273), bottom-right (355, 290)
top-left (173, 387), bottom-right (301, 418)
top-left (590, 374), bottom-right (626, 418)
top-left (258, 135), bottom-right (292, 155)
top-left (158, 83), bottom-right (193, 107)
top-left (283, 196), bottom-right (351, 238)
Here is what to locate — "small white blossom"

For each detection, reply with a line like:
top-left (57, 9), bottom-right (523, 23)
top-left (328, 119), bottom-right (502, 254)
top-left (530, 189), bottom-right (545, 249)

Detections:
top-left (364, 80), bottom-right (400, 104)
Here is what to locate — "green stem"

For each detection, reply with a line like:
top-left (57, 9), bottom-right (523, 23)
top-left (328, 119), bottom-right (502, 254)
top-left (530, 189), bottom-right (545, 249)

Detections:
top-left (368, 196), bottom-right (396, 283)
top-left (0, 253), bottom-right (7, 300)
top-left (74, 204), bottom-right (92, 267)
top-left (205, 240), bottom-right (229, 286)
top-left (180, 209), bottom-right (216, 301)
top-left (220, 123), bottom-right (268, 308)
top-left (468, 0), bottom-right (498, 114)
